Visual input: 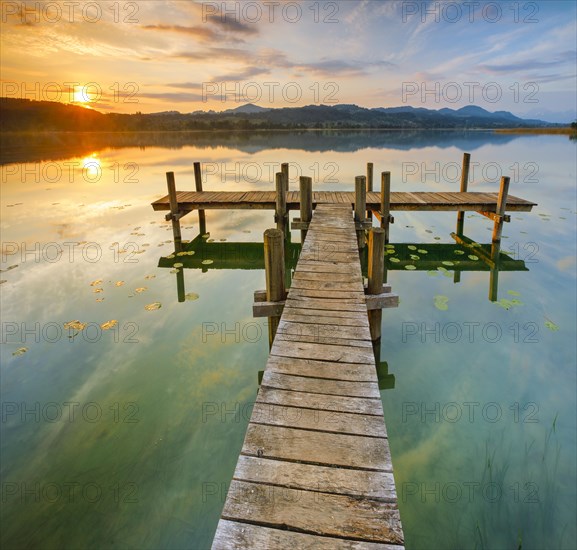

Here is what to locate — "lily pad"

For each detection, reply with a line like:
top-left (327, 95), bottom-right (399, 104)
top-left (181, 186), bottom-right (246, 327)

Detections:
top-left (201, 259), bottom-right (214, 265)
top-left (454, 250), bottom-right (465, 255)
top-left (185, 292), bottom-right (200, 301)
top-left (434, 295), bottom-right (449, 311)
top-left (389, 257), bottom-right (400, 263)
top-left (173, 263), bottom-right (183, 268)
top-left (410, 254), bottom-right (420, 261)
top-left (135, 287), bottom-right (147, 293)
top-left (495, 298), bottom-right (514, 310)
top-left (427, 270), bottom-right (439, 277)
top-left (468, 255), bottom-right (479, 261)
top-left (64, 320), bottom-right (86, 331)
top-left (144, 302), bottom-right (162, 311)
top-left (507, 290), bottom-right (521, 296)
top-left (404, 265), bottom-right (417, 270)
top-left (170, 269), bottom-right (180, 274)
top-left (93, 288), bottom-right (104, 293)
top-left (442, 261), bottom-right (454, 266)
top-left (144, 275), bottom-right (156, 280)
top-left (12, 347), bottom-right (28, 356)
top-left (545, 319), bottom-right (559, 331)
top-left (101, 320), bottom-right (118, 330)
top-left (90, 279), bottom-right (103, 286)
top-left (418, 249), bottom-right (428, 254)
top-left (115, 281), bottom-right (125, 287)
top-left (408, 245), bottom-right (417, 251)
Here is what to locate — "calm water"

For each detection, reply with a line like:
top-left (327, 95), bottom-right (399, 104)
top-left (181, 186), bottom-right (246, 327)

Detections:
top-left (1, 131), bottom-right (575, 549)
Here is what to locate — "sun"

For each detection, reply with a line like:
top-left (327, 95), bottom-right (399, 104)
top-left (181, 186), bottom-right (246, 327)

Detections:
top-left (72, 86), bottom-right (95, 109)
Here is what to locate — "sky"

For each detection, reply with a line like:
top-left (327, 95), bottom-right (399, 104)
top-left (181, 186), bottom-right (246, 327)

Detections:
top-left (1, 0), bottom-right (576, 120)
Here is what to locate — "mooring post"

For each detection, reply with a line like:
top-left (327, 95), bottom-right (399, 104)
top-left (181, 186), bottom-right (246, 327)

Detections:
top-left (492, 176), bottom-right (510, 245)
top-left (299, 176), bottom-right (312, 243)
top-left (355, 175), bottom-right (367, 249)
top-left (380, 171), bottom-right (392, 243)
top-left (193, 162), bottom-right (207, 236)
top-left (264, 228), bottom-right (286, 348)
top-left (366, 162), bottom-right (373, 221)
top-left (281, 162), bottom-right (289, 194)
top-left (368, 227), bottom-right (385, 341)
top-left (456, 152), bottom-right (470, 236)
top-left (275, 172), bottom-right (288, 237)
top-left (166, 171), bottom-right (182, 251)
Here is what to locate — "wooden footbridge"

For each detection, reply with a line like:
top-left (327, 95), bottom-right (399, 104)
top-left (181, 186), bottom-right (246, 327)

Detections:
top-left (151, 154), bottom-right (536, 549)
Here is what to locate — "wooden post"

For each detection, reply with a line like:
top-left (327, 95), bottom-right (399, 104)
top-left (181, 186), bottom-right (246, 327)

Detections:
top-left (355, 176), bottom-right (367, 249)
top-left (489, 241), bottom-right (500, 302)
top-left (299, 176), bottom-right (312, 243)
top-left (281, 162), bottom-right (289, 193)
top-left (264, 228), bottom-right (286, 347)
top-left (166, 171), bottom-right (182, 250)
top-left (193, 162), bottom-right (207, 236)
top-left (366, 162), bottom-right (373, 221)
top-left (368, 228), bottom-right (385, 341)
top-left (492, 176), bottom-right (510, 245)
top-left (456, 152), bottom-right (470, 235)
top-left (275, 172), bottom-right (287, 237)
top-left (380, 171), bottom-right (391, 243)
top-left (176, 267), bottom-right (185, 303)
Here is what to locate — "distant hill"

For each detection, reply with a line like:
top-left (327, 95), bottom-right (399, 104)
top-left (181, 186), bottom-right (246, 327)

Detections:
top-left (0, 97), bottom-right (560, 132)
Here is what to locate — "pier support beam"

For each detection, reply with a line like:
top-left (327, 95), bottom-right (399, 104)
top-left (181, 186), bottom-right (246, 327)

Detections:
top-left (298, 176), bottom-right (312, 243)
top-left (367, 228), bottom-right (385, 342)
top-left (281, 162), bottom-right (289, 194)
top-left (456, 152), bottom-right (470, 237)
top-left (166, 171), bottom-right (182, 252)
top-left (380, 171), bottom-right (393, 244)
top-left (193, 162), bottom-right (207, 236)
top-left (355, 176), bottom-right (367, 249)
top-left (492, 176), bottom-right (510, 246)
top-left (263, 228), bottom-right (286, 347)
top-left (366, 163), bottom-right (373, 221)
top-left (275, 172), bottom-right (288, 238)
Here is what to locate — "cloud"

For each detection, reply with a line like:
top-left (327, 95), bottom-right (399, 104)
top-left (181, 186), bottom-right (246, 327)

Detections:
top-left (172, 47), bottom-right (250, 62)
top-left (142, 24), bottom-right (217, 41)
top-left (204, 15), bottom-right (258, 35)
top-left (137, 92), bottom-right (206, 102)
top-left (478, 51), bottom-right (576, 74)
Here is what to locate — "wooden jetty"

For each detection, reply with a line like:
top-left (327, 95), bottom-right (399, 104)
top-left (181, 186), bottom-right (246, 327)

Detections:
top-left (211, 203), bottom-right (403, 549)
top-left (150, 153), bottom-right (537, 547)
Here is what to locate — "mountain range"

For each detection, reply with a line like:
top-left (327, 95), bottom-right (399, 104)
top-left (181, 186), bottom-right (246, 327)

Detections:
top-left (0, 98), bottom-right (570, 133)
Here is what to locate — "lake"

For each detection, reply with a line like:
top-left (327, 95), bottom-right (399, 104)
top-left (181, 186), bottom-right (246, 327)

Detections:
top-left (1, 130), bottom-right (575, 549)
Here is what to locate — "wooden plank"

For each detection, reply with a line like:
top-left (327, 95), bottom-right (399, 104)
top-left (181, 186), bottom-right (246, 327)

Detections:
top-left (266, 355), bottom-right (378, 382)
top-left (233, 456), bottom-right (397, 500)
top-left (221, 479), bottom-right (403, 543)
top-left (212, 520), bottom-right (404, 550)
top-left (250, 402), bottom-right (387, 437)
top-left (242, 424), bottom-right (392, 471)
top-left (276, 331), bottom-right (374, 349)
top-left (261, 371), bottom-right (380, 398)
top-left (281, 311), bottom-right (369, 327)
top-left (257, 386), bottom-right (383, 416)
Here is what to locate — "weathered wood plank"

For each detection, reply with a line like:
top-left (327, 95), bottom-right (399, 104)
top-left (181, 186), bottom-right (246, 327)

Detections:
top-left (212, 519), bottom-right (404, 550)
top-left (233, 456), bottom-right (398, 500)
top-left (250, 402), bottom-right (387, 437)
top-left (242, 424), bottom-right (392, 471)
top-left (257, 386), bottom-right (383, 415)
top-left (266, 355), bottom-right (378, 381)
top-left (261, 371), bottom-right (380, 398)
top-left (221, 480), bottom-right (403, 544)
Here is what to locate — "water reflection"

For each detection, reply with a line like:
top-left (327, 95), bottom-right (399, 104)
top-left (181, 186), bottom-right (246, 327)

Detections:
top-left (0, 129), bottom-right (545, 166)
top-left (159, 231), bottom-right (529, 305)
